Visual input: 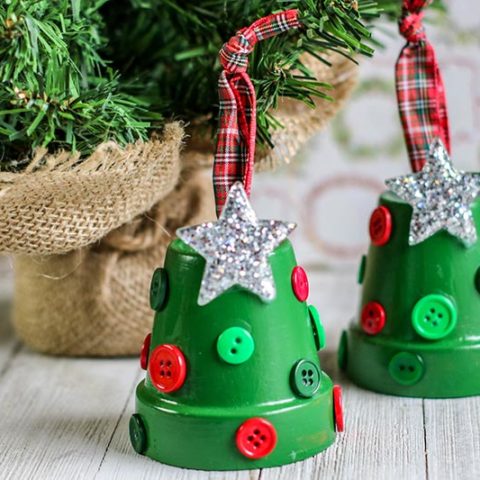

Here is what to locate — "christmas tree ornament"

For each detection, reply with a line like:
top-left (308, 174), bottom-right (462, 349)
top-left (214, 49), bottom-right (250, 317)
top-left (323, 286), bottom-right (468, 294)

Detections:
top-left (130, 10), bottom-right (343, 470)
top-left (340, 0), bottom-right (480, 398)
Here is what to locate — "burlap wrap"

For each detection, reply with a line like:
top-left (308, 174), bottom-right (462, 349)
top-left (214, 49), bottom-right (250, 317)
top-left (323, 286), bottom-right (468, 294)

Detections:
top-left (0, 54), bottom-right (357, 356)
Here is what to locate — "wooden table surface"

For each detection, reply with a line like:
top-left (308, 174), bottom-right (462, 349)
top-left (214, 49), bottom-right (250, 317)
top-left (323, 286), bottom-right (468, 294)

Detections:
top-left (0, 260), bottom-right (479, 480)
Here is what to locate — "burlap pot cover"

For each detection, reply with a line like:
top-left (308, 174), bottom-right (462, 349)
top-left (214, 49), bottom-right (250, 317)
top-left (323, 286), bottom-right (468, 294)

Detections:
top-left (0, 54), bottom-right (357, 356)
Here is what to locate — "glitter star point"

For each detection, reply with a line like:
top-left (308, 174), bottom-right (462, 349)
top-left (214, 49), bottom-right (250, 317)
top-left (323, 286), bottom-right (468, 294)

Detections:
top-left (386, 139), bottom-right (480, 247)
top-left (176, 182), bottom-right (296, 305)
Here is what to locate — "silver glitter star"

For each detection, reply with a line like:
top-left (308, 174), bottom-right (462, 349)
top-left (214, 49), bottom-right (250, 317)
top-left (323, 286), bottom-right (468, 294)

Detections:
top-left (176, 182), bottom-right (296, 305)
top-left (386, 139), bottom-right (480, 247)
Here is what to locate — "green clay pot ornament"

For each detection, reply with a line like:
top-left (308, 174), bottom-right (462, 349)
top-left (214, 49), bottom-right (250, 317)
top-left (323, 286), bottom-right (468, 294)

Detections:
top-left (341, 140), bottom-right (480, 398)
top-left (341, 0), bottom-right (480, 399)
top-left (130, 183), bottom-right (343, 469)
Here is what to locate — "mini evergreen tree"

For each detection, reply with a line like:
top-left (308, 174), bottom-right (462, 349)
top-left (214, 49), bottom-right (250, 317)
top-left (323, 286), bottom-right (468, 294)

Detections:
top-left (0, 0), bottom-right (401, 169)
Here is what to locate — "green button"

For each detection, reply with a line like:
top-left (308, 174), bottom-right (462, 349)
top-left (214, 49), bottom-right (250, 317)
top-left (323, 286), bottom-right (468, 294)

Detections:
top-left (308, 305), bottom-right (326, 351)
top-left (129, 414), bottom-right (147, 454)
top-left (217, 327), bottom-right (254, 365)
top-left (357, 255), bottom-right (367, 285)
top-left (150, 268), bottom-right (168, 311)
top-left (475, 267), bottom-right (480, 294)
top-left (412, 294), bottom-right (457, 340)
top-left (388, 352), bottom-right (424, 386)
top-left (338, 330), bottom-right (348, 371)
top-left (291, 359), bottom-right (321, 398)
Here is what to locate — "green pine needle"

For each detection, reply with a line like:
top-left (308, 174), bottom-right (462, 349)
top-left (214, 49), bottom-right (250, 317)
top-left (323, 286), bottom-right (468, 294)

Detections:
top-left (0, 0), bottom-right (445, 170)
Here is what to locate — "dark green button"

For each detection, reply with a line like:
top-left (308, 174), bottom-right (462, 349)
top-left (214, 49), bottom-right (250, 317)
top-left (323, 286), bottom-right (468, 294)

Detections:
top-left (475, 267), bottom-right (480, 294)
top-left (291, 359), bottom-right (321, 398)
top-left (217, 327), bottom-right (254, 365)
top-left (412, 294), bottom-right (457, 340)
top-left (338, 330), bottom-right (348, 371)
top-left (308, 305), bottom-right (326, 351)
top-left (357, 255), bottom-right (367, 285)
top-left (388, 352), bottom-right (424, 386)
top-left (129, 414), bottom-right (147, 454)
top-left (150, 268), bottom-right (168, 311)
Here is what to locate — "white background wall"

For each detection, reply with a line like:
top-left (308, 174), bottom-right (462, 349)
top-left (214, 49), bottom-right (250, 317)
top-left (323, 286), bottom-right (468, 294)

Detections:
top-left (1, 0), bottom-right (479, 300)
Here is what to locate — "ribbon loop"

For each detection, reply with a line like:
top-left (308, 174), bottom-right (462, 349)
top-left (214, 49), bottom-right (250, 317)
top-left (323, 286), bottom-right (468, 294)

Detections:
top-left (214, 9), bottom-right (302, 215)
top-left (395, 0), bottom-right (450, 172)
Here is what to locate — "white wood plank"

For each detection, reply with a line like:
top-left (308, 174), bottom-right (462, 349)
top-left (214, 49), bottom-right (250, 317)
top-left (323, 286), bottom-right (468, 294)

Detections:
top-left (424, 398), bottom-right (480, 480)
top-left (0, 350), bottom-right (139, 480)
top-left (95, 372), bottom-right (259, 480)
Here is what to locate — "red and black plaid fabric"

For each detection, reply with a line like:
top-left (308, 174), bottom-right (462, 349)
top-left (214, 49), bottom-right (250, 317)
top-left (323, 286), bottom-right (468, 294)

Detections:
top-left (214, 9), bottom-right (302, 215)
top-left (396, 0), bottom-right (450, 172)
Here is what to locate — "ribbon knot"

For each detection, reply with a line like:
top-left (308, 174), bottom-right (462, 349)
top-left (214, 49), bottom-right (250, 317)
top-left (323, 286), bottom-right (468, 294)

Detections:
top-left (399, 12), bottom-right (426, 43)
top-left (219, 30), bottom-right (257, 74)
top-left (396, 0), bottom-right (450, 172)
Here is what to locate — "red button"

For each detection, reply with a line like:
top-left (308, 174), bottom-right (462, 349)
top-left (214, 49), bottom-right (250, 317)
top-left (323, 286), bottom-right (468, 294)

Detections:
top-left (369, 206), bottom-right (392, 246)
top-left (149, 344), bottom-right (187, 393)
top-left (236, 417), bottom-right (277, 459)
top-left (140, 333), bottom-right (151, 370)
top-left (361, 301), bottom-right (386, 335)
top-left (333, 385), bottom-right (344, 432)
top-left (292, 266), bottom-right (309, 302)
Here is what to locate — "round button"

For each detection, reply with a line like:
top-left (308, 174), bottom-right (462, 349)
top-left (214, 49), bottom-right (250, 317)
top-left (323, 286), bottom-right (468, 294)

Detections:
top-left (475, 267), bottom-right (480, 294)
top-left (149, 344), bottom-right (187, 393)
top-left (388, 352), bottom-right (424, 386)
top-left (140, 333), bottom-right (151, 370)
top-left (338, 330), bottom-right (348, 371)
top-left (217, 327), bottom-right (254, 365)
top-left (333, 385), bottom-right (344, 432)
top-left (236, 417), bottom-right (277, 459)
top-left (129, 414), bottom-right (147, 454)
top-left (358, 255), bottom-right (367, 284)
top-left (308, 305), bottom-right (326, 351)
top-left (292, 266), bottom-right (309, 302)
top-left (412, 294), bottom-right (457, 340)
top-left (291, 359), bottom-right (321, 398)
top-left (369, 206), bottom-right (392, 246)
top-left (361, 301), bottom-right (386, 335)
top-left (150, 268), bottom-right (168, 311)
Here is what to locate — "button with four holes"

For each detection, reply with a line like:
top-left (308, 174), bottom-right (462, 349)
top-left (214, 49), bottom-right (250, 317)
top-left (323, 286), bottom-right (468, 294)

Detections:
top-left (388, 352), bottom-right (424, 386)
top-left (217, 327), bottom-right (254, 365)
top-left (291, 359), bottom-right (321, 398)
top-left (369, 206), bottom-right (392, 246)
top-left (236, 417), bottom-right (277, 459)
top-left (412, 294), bottom-right (457, 340)
top-left (292, 266), bottom-right (309, 302)
top-left (150, 268), bottom-right (168, 311)
top-left (361, 301), bottom-right (386, 335)
top-left (333, 385), bottom-right (344, 432)
top-left (149, 344), bottom-right (187, 393)
top-left (308, 305), bottom-right (326, 351)
top-left (140, 333), bottom-right (152, 370)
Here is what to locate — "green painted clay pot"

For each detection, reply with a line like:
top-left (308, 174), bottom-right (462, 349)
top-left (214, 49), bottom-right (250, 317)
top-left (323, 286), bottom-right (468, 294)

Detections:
top-left (342, 192), bottom-right (480, 398)
top-left (132, 239), bottom-right (342, 469)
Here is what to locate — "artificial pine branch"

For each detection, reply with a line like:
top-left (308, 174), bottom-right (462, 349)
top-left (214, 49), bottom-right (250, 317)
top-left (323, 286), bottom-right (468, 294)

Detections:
top-left (0, 0), bottom-right (442, 170)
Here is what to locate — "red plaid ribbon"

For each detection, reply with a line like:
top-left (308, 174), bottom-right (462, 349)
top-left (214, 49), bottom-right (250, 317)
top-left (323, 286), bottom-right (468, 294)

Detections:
top-left (214, 9), bottom-right (302, 215)
top-left (396, 0), bottom-right (450, 172)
